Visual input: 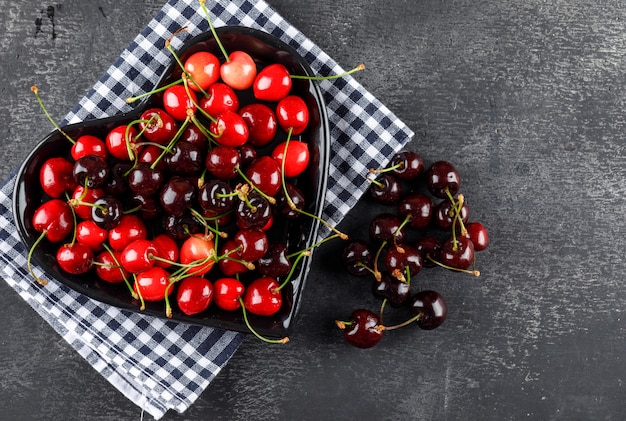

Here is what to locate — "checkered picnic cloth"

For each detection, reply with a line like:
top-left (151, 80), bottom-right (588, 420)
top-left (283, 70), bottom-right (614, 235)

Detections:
top-left (0, 0), bottom-right (413, 418)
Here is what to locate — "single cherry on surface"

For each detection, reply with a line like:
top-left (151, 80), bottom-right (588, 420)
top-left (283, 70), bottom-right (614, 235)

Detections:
top-left (341, 240), bottom-right (374, 277)
top-left (439, 236), bottom-right (475, 270)
top-left (410, 290), bottom-right (447, 330)
top-left (336, 309), bottom-right (384, 349)
top-left (426, 160), bottom-right (461, 199)
top-left (465, 221), bottom-right (489, 251)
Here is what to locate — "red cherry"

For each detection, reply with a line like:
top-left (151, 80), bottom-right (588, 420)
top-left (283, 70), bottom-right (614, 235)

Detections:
top-left (176, 277), bottom-right (214, 315)
top-left (139, 108), bottom-right (178, 145)
top-left (276, 95), bottom-right (309, 135)
top-left (238, 103), bottom-right (277, 147)
top-left (253, 63), bottom-right (292, 102)
top-left (465, 221), bottom-right (489, 251)
top-left (71, 135), bottom-right (108, 160)
top-left (32, 199), bottom-right (73, 243)
top-left (184, 51), bottom-right (220, 92)
top-left (106, 125), bottom-right (141, 161)
top-left (137, 145), bottom-right (167, 170)
top-left (271, 140), bottom-right (310, 178)
top-left (152, 233), bottom-right (179, 268)
top-left (245, 156), bottom-right (282, 197)
top-left (440, 236), bottom-right (475, 270)
top-left (220, 51), bottom-right (257, 90)
top-left (40, 157), bottom-right (77, 199)
top-left (179, 234), bottom-right (215, 276)
top-left (70, 185), bottom-right (105, 220)
top-left (120, 239), bottom-right (157, 274)
top-left (210, 110), bottom-right (249, 147)
top-left (213, 277), bottom-right (245, 311)
top-left (162, 84), bottom-right (197, 121)
top-left (56, 243), bottom-right (94, 275)
top-left (243, 277), bottom-right (282, 316)
top-left (233, 228), bottom-right (268, 262)
top-left (75, 220), bottom-right (108, 251)
top-left (218, 239), bottom-right (250, 276)
top-left (108, 214), bottom-right (147, 251)
top-left (205, 145), bottom-right (240, 180)
top-left (134, 266), bottom-right (172, 302)
top-left (94, 249), bottom-right (128, 283)
top-left (199, 82), bottom-right (240, 117)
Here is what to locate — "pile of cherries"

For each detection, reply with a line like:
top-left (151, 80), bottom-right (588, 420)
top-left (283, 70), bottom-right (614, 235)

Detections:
top-left (27, 6), bottom-right (350, 343)
top-left (336, 151), bottom-right (489, 348)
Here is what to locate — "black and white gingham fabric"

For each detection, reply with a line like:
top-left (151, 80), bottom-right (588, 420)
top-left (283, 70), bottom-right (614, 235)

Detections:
top-left (0, 0), bottom-right (413, 419)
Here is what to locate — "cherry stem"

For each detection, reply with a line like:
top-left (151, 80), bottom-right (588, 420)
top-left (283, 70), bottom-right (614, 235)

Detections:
top-left (125, 78), bottom-right (183, 104)
top-left (132, 274), bottom-right (146, 311)
top-left (372, 240), bottom-right (386, 282)
top-left (235, 168), bottom-right (277, 205)
top-left (382, 312), bottom-right (423, 331)
top-left (238, 298), bottom-right (289, 344)
top-left (27, 231), bottom-right (49, 285)
top-left (189, 207), bottom-right (228, 239)
top-left (165, 36), bottom-right (210, 99)
top-left (102, 243), bottom-right (138, 300)
top-left (273, 250), bottom-right (309, 292)
top-left (151, 116), bottom-right (190, 169)
top-left (290, 63), bottom-right (365, 81)
top-left (379, 299), bottom-right (388, 324)
top-left (199, 0), bottom-right (230, 62)
top-left (369, 161), bottom-right (404, 175)
top-left (30, 86), bottom-right (75, 145)
top-left (164, 278), bottom-right (177, 318)
top-left (426, 255), bottom-right (480, 276)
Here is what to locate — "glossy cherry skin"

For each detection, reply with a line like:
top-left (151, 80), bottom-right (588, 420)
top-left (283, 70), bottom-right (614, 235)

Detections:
top-left (162, 84), bottom-right (197, 121)
top-left (32, 199), bottom-right (73, 243)
top-left (94, 249), bottom-right (128, 283)
top-left (234, 228), bottom-right (269, 262)
top-left (72, 155), bottom-right (109, 189)
top-left (385, 244), bottom-right (422, 281)
top-left (106, 125), bottom-right (141, 161)
top-left (245, 156), bottom-right (282, 197)
top-left (276, 95), bottom-right (309, 135)
top-left (415, 236), bottom-right (442, 268)
top-left (440, 236), bottom-right (475, 270)
top-left (107, 214), bottom-right (147, 251)
top-left (373, 272), bottom-right (411, 308)
top-left (340, 309), bottom-right (383, 349)
top-left (151, 233), bottom-right (179, 268)
top-left (205, 145), bottom-right (240, 180)
top-left (271, 140), bottom-right (310, 178)
top-left (257, 243), bottom-right (291, 278)
top-left (70, 185), bottom-right (105, 220)
top-left (184, 51), bottom-right (220, 92)
top-left (341, 240), bottom-right (374, 277)
top-left (369, 213), bottom-right (406, 244)
top-left (128, 163), bottom-right (164, 196)
top-left (120, 239), bottom-right (157, 274)
top-left (139, 108), bottom-right (178, 145)
top-left (163, 141), bottom-right (204, 176)
top-left (411, 290), bottom-right (447, 330)
top-left (198, 179), bottom-right (235, 214)
top-left (434, 199), bottom-right (470, 231)
top-left (398, 193), bottom-right (433, 229)
top-left (213, 277), bottom-right (245, 311)
top-left (91, 196), bottom-right (123, 230)
top-left (134, 266), bottom-right (172, 302)
top-left (159, 176), bottom-right (196, 217)
top-left (220, 51), bottom-right (257, 91)
top-left (238, 103), bottom-right (277, 147)
top-left (218, 239), bottom-right (250, 276)
top-left (253, 63), bottom-right (292, 102)
top-left (390, 150), bottom-right (423, 180)
top-left (210, 110), bottom-right (249, 147)
top-left (243, 277), bottom-right (282, 316)
top-left (199, 82), bottom-right (240, 116)
top-left (179, 234), bottom-right (215, 276)
top-left (465, 221), bottom-right (489, 251)
top-left (75, 220), bottom-right (108, 251)
top-left (426, 160), bottom-right (461, 199)
top-left (368, 174), bottom-right (402, 205)
top-left (176, 277), bottom-right (214, 316)
top-left (40, 157), bottom-right (77, 198)
top-left (56, 243), bottom-right (94, 275)
top-left (274, 183), bottom-right (305, 219)
top-left (71, 135), bottom-right (108, 161)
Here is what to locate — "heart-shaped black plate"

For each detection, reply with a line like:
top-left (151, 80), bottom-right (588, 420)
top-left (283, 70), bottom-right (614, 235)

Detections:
top-left (13, 26), bottom-right (330, 338)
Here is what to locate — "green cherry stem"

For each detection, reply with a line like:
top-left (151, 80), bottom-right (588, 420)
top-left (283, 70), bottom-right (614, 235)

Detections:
top-left (31, 86), bottom-right (75, 145)
top-left (290, 63), bottom-right (365, 81)
top-left (102, 243), bottom-right (138, 300)
top-left (125, 78), bottom-right (183, 104)
top-left (199, 0), bottom-right (230, 62)
top-left (238, 297), bottom-right (289, 344)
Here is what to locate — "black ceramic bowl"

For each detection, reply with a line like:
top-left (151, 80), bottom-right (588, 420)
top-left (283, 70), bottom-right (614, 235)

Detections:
top-left (13, 26), bottom-right (330, 338)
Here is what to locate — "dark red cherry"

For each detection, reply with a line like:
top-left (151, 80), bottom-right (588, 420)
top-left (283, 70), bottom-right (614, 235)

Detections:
top-left (426, 161), bottom-right (461, 199)
top-left (236, 191), bottom-right (272, 230)
top-left (199, 82), bottom-right (239, 116)
top-left (198, 179), bottom-right (235, 213)
top-left (384, 243), bottom-right (422, 282)
top-left (73, 155), bottom-right (109, 189)
top-left (465, 221), bottom-right (489, 251)
top-left (162, 212), bottom-right (203, 240)
top-left (129, 193), bottom-right (161, 220)
top-left (341, 240), bottom-right (373, 277)
top-left (257, 243), bottom-right (291, 278)
top-left (238, 144), bottom-right (257, 168)
top-left (162, 84), bottom-right (197, 121)
top-left (415, 236), bottom-right (442, 268)
top-left (181, 123), bottom-right (208, 147)
top-left (176, 277), bottom-right (214, 315)
top-left (368, 173), bottom-right (402, 204)
top-left (139, 108), bottom-right (178, 145)
top-left (205, 145), bottom-right (240, 180)
top-left (369, 213), bottom-right (406, 244)
top-left (106, 163), bottom-right (132, 196)
top-left (70, 185), bottom-right (105, 220)
top-left (390, 150), bottom-right (423, 180)
top-left (128, 163), bottom-right (163, 196)
top-left (372, 272), bottom-right (411, 308)
top-left (56, 243), bottom-right (94, 275)
top-left (213, 277), bottom-right (245, 311)
top-left (338, 309), bottom-right (383, 349)
top-left (39, 157), bottom-right (77, 199)
top-left (410, 290), bottom-right (447, 330)
top-left (71, 135), bottom-right (108, 161)
top-left (159, 176), bottom-right (196, 216)
top-left (274, 183), bottom-right (305, 219)
top-left (91, 196), bottom-right (123, 230)
top-left (276, 95), bottom-right (309, 135)
top-left (164, 141), bottom-right (204, 176)
top-left (234, 228), bottom-right (268, 262)
top-left (184, 51), bottom-right (220, 92)
top-left (238, 103), bottom-right (277, 147)
top-left (440, 236), bottom-right (475, 270)
top-left (398, 193), bottom-right (433, 229)
top-left (218, 239), bottom-right (250, 276)
top-left (434, 199), bottom-right (470, 231)
top-left (243, 277), bottom-right (282, 316)
top-left (245, 156), bottom-right (282, 197)
top-left (253, 63), bottom-right (292, 102)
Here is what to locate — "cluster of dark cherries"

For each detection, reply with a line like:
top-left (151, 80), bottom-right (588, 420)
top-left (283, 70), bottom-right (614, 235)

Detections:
top-left (27, 3), bottom-right (360, 344)
top-left (336, 153), bottom-right (489, 348)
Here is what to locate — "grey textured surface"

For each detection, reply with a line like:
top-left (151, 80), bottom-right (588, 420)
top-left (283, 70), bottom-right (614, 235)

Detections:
top-left (1, 1), bottom-right (625, 420)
